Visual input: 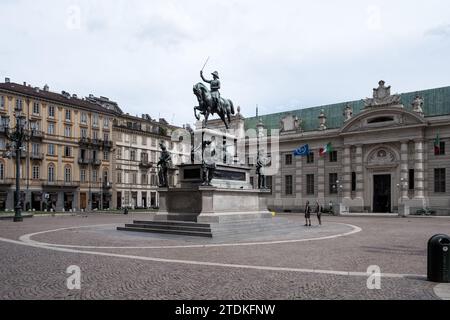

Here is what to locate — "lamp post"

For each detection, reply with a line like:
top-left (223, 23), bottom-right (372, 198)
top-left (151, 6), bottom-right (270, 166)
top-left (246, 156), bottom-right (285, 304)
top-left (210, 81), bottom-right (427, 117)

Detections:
top-left (334, 179), bottom-right (344, 215)
top-left (3, 106), bottom-right (33, 222)
top-left (397, 177), bottom-right (408, 203)
top-left (256, 118), bottom-right (265, 189)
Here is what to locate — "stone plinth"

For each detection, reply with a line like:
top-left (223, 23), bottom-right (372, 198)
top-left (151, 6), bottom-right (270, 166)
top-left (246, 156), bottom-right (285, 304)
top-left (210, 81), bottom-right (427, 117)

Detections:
top-left (155, 186), bottom-right (272, 223)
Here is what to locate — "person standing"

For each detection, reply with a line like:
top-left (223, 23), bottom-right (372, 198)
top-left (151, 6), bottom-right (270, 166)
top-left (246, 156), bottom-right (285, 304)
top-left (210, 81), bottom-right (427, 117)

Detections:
top-left (304, 201), bottom-right (312, 227)
top-left (315, 200), bottom-right (322, 226)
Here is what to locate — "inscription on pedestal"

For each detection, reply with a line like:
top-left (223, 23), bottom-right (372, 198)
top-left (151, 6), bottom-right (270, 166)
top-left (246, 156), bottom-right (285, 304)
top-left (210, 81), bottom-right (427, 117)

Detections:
top-left (184, 168), bottom-right (201, 180)
top-left (213, 169), bottom-right (246, 181)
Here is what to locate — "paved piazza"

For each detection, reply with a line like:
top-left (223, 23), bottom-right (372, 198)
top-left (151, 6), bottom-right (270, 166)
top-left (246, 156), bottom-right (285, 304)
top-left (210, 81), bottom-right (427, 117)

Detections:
top-left (0, 213), bottom-right (449, 300)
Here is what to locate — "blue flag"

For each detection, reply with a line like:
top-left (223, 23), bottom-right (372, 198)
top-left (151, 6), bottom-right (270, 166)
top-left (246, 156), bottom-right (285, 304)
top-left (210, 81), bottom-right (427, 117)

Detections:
top-left (294, 144), bottom-right (310, 156)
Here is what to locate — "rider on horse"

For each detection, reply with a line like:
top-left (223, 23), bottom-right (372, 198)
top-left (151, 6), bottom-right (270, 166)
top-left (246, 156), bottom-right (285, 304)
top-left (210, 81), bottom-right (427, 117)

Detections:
top-left (200, 70), bottom-right (221, 114)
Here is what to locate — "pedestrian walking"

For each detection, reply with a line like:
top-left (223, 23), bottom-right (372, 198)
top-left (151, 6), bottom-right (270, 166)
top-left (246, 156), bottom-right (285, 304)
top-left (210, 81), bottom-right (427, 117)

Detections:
top-left (304, 201), bottom-right (312, 227)
top-left (315, 200), bottom-right (322, 226)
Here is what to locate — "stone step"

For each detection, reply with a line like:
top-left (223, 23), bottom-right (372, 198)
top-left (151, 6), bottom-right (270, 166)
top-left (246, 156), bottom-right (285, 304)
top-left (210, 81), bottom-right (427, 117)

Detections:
top-left (133, 220), bottom-right (211, 228)
top-left (117, 226), bottom-right (213, 238)
top-left (211, 225), bottom-right (302, 235)
top-left (125, 223), bottom-right (211, 232)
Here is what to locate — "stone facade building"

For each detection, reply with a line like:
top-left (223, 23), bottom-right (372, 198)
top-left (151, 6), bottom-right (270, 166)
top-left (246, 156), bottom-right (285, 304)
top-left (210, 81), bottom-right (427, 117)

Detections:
top-left (112, 114), bottom-right (189, 209)
top-left (0, 79), bottom-right (117, 211)
top-left (241, 81), bottom-right (450, 214)
top-left (0, 78), bottom-right (186, 212)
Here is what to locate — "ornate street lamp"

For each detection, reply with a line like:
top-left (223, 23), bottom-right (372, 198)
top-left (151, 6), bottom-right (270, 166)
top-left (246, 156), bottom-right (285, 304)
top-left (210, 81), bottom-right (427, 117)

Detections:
top-left (2, 106), bottom-right (33, 222)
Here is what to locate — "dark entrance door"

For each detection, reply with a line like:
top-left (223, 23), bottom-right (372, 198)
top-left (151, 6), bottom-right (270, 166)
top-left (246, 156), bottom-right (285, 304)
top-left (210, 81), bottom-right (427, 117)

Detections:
top-left (373, 174), bottom-right (391, 213)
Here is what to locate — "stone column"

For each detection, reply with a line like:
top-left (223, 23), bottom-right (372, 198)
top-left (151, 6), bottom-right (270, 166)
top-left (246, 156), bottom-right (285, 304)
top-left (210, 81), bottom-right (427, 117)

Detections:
top-left (342, 145), bottom-right (351, 199)
top-left (414, 139), bottom-right (425, 199)
top-left (355, 145), bottom-right (364, 200)
top-left (400, 140), bottom-right (409, 201)
top-left (317, 154), bottom-right (325, 204)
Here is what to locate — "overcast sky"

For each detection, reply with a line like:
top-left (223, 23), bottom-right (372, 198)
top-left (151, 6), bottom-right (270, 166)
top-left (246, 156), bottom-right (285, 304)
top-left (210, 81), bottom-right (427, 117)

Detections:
top-left (1, 0), bottom-right (449, 126)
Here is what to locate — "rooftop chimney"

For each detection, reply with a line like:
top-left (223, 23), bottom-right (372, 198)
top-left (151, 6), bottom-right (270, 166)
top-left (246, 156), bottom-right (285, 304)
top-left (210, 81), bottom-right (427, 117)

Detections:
top-left (43, 84), bottom-right (49, 92)
top-left (5, 77), bottom-right (10, 83)
top-left (23, 82), bottom-right (27, 86)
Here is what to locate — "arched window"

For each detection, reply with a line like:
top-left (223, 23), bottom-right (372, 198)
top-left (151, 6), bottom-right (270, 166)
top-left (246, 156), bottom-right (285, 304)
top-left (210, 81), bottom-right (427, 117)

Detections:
top-left (64, 166), bottom-right (71, 182)
top-left (48, 163), bottom-right (55, 182)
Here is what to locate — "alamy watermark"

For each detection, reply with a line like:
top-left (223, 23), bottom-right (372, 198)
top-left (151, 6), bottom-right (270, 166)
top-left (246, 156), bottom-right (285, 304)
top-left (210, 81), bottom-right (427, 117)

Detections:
top-left (366, 265), bottom-right (381, 290)
top-left (66, 5), bottom-right (82, 31)
top-left (66, 265), bottom-right (81, 290)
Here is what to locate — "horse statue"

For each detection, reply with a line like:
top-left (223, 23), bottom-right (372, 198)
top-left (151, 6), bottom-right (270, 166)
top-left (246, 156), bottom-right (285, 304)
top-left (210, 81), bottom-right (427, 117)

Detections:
top-left (193, 82), bottom-right (235, 129)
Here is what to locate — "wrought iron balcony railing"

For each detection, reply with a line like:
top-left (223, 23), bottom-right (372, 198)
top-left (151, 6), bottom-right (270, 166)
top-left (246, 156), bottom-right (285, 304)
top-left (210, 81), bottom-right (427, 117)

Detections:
top-left (30, 152), bottom-right (44, 160)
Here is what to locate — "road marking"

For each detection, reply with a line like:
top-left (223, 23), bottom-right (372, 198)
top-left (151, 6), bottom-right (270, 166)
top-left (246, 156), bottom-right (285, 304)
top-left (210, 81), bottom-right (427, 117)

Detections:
top-left (19, 223), bottom-right (362, 249)
top-left (0, 235), bottom-right (426, 279)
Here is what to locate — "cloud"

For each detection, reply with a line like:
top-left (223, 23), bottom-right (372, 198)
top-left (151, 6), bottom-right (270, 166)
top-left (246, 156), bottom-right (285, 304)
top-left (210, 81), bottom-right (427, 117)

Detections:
top-left (0, 0), bottom-right (450, 127)
top-left (425, 24), bottom-right (450, 37)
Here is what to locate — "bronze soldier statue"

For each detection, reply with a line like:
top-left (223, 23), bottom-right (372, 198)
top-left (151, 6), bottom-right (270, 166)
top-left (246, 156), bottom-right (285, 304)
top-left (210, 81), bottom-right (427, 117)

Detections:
top-left (157, 142), bottom-right (171, 187)
top-left (201, 137), bottom-right (217, 186)
top-left (200, 70), bottom-right (221, 114)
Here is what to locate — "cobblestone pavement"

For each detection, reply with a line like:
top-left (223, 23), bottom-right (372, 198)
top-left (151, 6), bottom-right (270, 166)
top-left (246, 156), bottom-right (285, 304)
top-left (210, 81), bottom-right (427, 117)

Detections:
top-left (0, 213), bottom-right (448, 300)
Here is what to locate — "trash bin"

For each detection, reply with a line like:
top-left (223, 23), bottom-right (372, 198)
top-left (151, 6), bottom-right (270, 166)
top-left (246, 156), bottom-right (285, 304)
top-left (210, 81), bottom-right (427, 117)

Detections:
top-left (427, 234), bottom-right (450, 283)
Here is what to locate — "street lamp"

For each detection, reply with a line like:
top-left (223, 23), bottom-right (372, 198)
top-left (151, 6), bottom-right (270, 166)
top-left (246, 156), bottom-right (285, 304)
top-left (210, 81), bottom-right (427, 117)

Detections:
top-left (3, 106), bottom-right (34, 222)
top-left (398, 177), bottom-right (408, 203)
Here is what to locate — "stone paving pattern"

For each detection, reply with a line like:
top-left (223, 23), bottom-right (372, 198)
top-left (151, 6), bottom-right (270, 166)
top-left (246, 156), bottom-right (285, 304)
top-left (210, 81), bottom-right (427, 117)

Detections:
top-left (0, 213), bottom-right (449, 300)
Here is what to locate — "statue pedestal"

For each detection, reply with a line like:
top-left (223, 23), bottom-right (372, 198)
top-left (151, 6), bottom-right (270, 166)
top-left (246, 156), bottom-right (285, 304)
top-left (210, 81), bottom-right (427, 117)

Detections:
top-left (155, 186), bottom-right (271, 223)
top-left (154, 164), bottom-right (271, 223)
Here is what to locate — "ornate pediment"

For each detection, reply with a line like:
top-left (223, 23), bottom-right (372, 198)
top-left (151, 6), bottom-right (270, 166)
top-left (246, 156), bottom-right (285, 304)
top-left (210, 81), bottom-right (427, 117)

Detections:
top-left (364, 80), bottom-right (401, 108)
top-left (280, 114), bottom-right (302, 132)
top-left (340, 107), bottom-right (426, 134)
top-left (368, 148), bottom-right (395, 166)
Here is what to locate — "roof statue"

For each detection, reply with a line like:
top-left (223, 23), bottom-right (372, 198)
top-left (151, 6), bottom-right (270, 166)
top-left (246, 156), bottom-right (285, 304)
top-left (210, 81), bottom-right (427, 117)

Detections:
top-left (343, 103), bottom-right (353, 121)
top-left (412, 95), bottom-right (424, 116)
top-left (318, 109), bottom-right (327, 130)
top-left (364, 80), bottom-right (401, 108)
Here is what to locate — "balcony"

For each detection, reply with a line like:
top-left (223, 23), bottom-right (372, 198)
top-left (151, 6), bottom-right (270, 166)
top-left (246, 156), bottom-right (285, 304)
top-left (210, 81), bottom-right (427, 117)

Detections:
top-left (42, 180), bottom-right (79, 188)
top-left (103, 140), bottom-right (113, 149)
top-left (92, 159), bottom-right (102, 166)
top-left (91, 139), bottom-right (103, 146)
top-left (30, 152), bottom-right (44, 161)
top-left (0, 178), bottom-right (14, 186)
top-left (11, 151), bottom-right (26, 159)
top-left (102, 181), bottom-right (112, 189)
top-left (139, 160), bottom-right (153, 169)
top-left (78, 157), bottom-right (91, 165)
top-left (79, 137), bottom-right (90, 146)
top-left (30, 130), bottom-right (44, 140)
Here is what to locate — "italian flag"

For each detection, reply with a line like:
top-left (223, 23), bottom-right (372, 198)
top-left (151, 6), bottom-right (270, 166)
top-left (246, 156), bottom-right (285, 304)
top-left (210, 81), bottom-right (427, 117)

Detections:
top-left (319, 142), bottom-right (333, 157)
top-left (434, 133), bottom-right (440, 154)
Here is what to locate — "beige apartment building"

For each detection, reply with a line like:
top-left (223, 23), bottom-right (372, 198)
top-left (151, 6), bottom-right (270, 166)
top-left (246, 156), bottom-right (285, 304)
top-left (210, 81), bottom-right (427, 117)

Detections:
top-left (0, 79), bottom-right (117, 212)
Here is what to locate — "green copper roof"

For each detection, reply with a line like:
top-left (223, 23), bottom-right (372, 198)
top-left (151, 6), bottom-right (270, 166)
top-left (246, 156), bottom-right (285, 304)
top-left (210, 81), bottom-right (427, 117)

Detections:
top-left (245, 86), bottom-right (450, 132)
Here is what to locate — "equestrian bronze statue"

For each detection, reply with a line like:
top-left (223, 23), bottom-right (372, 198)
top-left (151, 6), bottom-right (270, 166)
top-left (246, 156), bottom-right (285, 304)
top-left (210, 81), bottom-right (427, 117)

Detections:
top-left (194, 70), bottom-right (235, 129)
